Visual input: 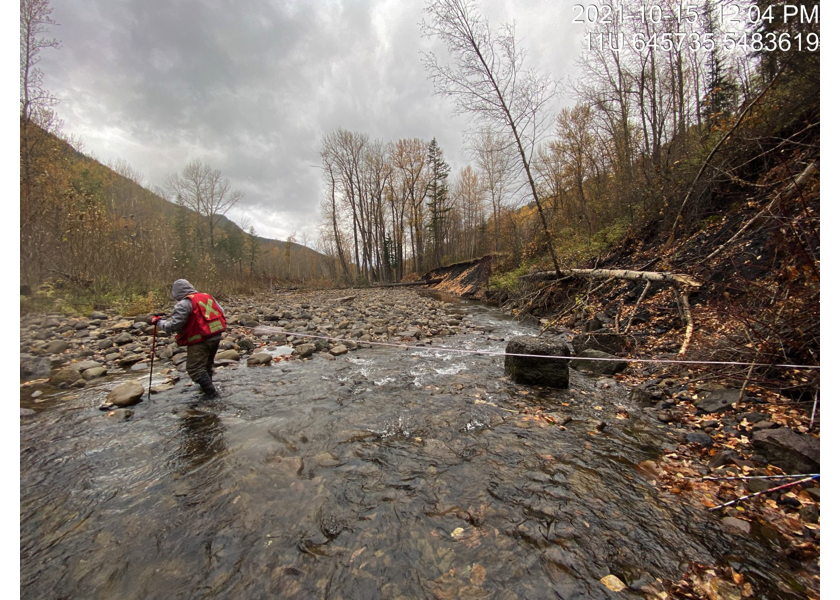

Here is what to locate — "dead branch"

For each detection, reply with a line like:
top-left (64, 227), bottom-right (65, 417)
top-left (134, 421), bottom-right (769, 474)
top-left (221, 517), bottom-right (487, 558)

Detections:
top-left (809, 391), bottom-right (819, 431)
top-left (614, 298), bottom-right (623, 333)
top-left (700, 161), bottom-right (818, 266)
top-left (739, 359), bottom-right (757, 409)
top-left (522, 268), bottom-right (701, 288)
top-left (666, 67), bottom-right (785, 247)
top-left (623, 280), bottom-right (652, 334)
top-left (678, 293), bottom-right (694, 356)
top-left (639, 257), bottom-right (661, 271)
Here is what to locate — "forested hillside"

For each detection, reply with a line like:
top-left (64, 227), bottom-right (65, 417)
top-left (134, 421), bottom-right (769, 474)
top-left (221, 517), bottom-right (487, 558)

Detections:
top-left (310, 0), bottom-right (819, 404)
top-left (316, 0), bottom-right (819, 291)
top-left (20, 122), bottom-right (330, 307)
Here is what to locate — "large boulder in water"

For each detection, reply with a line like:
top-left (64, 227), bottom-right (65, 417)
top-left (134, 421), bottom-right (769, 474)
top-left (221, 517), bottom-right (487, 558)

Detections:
top-left (105, 381), bottom-right (145, 407)
top-left (504, 336), bottom-right (570, 388)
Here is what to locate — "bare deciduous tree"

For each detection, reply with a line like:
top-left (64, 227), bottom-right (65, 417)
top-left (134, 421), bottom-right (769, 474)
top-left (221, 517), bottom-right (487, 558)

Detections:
top-left (390, 138), bottom-right (429, 276)
top-left (167, 159), bottom-right (243, 252)
top-left (451, 165), bottom-right (484, 259)
top-left (20, 0), bottom-right (61, 284)
top-left (20, 0), bottom-right (59, 125)
top-left (421, 0), bottom-right (561, 275)
top-left (471, 130), bottom-right (513, 252)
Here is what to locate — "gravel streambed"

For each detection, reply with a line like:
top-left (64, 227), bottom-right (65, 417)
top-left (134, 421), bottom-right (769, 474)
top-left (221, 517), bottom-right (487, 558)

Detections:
top-left (20, 289), bottom-right (487, 402)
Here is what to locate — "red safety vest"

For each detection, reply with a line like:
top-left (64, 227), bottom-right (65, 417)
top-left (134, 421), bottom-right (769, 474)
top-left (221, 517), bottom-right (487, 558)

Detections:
top-left (175, 293), bottom-right (227, 346)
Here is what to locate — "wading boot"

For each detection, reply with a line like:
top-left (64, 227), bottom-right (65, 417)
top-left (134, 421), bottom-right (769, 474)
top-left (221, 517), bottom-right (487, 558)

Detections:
top-left (195, 373), bottom-right (219, 398)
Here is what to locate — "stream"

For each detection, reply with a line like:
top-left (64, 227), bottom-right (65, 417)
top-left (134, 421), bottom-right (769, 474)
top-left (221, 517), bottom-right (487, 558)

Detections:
top-left (20, 293), bottom-right (809, 599)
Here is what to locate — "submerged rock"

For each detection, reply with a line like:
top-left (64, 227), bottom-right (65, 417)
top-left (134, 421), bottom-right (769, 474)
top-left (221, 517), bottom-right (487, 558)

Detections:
top-left (104, 409), bottom-right (134, 421)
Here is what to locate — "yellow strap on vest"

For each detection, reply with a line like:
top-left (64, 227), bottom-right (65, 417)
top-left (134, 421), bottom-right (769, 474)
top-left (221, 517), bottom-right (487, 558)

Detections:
top-left (198, 298), bottom-right (220, 319)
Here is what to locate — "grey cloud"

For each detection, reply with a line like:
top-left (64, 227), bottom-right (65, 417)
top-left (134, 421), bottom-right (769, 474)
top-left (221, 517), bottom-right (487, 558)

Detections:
top-left (38, 0), bottom-right (583, 242)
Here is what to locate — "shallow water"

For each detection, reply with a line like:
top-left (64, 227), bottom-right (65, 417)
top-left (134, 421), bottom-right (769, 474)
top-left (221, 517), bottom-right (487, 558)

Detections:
top-left (21, 295), bottom-right (808, 599)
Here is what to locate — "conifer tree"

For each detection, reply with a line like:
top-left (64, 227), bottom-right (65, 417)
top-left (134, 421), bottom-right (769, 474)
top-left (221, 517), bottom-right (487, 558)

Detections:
top-left (702, 0), bottom-right (738, 128)
top-left (425, 138), bottom-right (451, 269)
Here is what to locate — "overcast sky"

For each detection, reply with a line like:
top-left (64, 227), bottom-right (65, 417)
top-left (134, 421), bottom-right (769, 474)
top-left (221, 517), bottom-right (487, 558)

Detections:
top-left (36, 0), bottom-right (585, 244)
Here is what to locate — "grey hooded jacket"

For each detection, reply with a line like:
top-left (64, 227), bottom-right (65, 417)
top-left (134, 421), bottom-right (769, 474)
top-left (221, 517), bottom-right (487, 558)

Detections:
top-left (157, 279), bottom-right (225, 341)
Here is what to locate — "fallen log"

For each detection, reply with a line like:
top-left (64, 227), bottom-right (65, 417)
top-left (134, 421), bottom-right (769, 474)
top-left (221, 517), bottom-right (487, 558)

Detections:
top-left (372, 278), bottom-right (443, 288)
top-left (521, 268), bottom-right (702, 288)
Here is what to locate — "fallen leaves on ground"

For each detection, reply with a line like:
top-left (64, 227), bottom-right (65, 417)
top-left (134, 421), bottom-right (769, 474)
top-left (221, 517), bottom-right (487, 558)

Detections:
top-left (600, 574), bottom-right (627, 592)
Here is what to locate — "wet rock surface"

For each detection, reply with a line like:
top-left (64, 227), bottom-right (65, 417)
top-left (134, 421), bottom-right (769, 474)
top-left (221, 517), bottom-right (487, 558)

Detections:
top-left (504, 335), bottom-right (570, 388)
top-left (20, 289), bottom-right (816, 598)
top-left (103, 380), bottom-right (145, 408)
top-left (571, 348), bottom-right (628, 375)
top-left (752, 428), bottom-right (820, 474)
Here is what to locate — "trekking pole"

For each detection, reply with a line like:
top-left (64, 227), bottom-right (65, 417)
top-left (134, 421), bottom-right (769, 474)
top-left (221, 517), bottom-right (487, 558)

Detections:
top-left (708, 474), bottom-right (819, 511)
top-left (148, 323), bottom-right (157, 401)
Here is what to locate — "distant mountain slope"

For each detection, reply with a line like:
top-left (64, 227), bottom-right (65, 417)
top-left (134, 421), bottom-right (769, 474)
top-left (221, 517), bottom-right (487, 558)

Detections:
top-left (39, 124), bottom-right (325, 261)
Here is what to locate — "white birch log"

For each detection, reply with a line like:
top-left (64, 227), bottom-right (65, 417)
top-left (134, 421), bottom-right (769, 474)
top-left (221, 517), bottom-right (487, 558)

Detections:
top-left (521, 268), bottom-right (702, 288)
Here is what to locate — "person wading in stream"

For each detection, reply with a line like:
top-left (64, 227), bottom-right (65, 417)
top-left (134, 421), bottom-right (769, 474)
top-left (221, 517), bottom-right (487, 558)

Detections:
top-left (152, 279), bottom-right (227, 398)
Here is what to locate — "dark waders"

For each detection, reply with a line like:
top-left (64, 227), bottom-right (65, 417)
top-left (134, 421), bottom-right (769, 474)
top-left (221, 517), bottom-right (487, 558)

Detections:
top-left (148, 325), bottom-right (157, 400)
